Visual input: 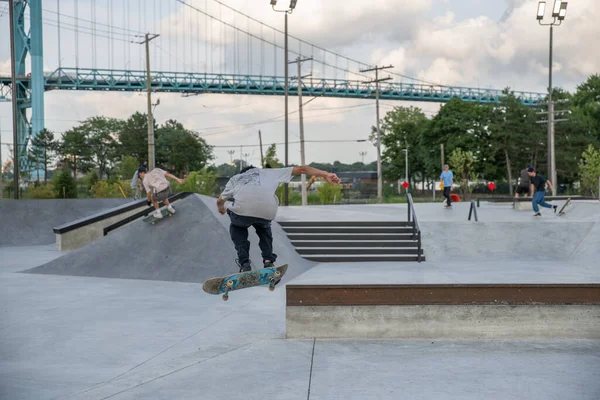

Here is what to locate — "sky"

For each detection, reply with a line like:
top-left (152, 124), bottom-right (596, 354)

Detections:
top-left (1, 0), bottom-right (599, 169)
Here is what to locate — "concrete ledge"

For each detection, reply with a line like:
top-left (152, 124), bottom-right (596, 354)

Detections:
top-left (56, 206), bottom-right (144, 251)
top-left (286, 305), bottom-right (600, 339)
top-left (286, 284), bottom-right (600, 306)
top-left (55, 192), bottom-right (193, 251)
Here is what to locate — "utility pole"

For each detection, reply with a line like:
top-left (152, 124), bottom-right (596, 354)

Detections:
top-left (360, 64), bottom-right (393, 204)
top-left (290, 56), bottom-right (312, 206)
top-left (258, 130), bottom-right (264, 167)
top-left (239, 145), bottom-right (242, 172)
top-left (9, 0), bottom-right (19, 198)
top-left (136, 33), bottom-right (160, 170)
top-left (228, 150), bottom-right (235, 164)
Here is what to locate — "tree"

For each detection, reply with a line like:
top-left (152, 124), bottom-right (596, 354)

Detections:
top-left (81, 116), bottom-right (121, 179)
top-left (378, 106), bottom-right (430, 186)
top-left (59, 126), bottom-right (93, 178)
top-left (155, 120), bottom-right (213, 176)
top-left (448, 148), bottom-right (474, 197)
top-left (264, 144), bottom-right (280, 168)
top-left (489, 89), bottom-right (537, 195)
top-left (118, 112), bottom-right (150, 162)
top-left (572, 74), bottom-right (600, 141)
top-left (578, 145), bottom-right (600, 196)
top-left (114, 155), bottom-right (140, 181)
top-left (29, 128), bottom-right (57, 183)
top-left (52, 168), bottom-right (78, 198)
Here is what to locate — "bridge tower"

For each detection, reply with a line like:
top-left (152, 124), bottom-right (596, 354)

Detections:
top-left (5, 0), bottom-right (45, 175)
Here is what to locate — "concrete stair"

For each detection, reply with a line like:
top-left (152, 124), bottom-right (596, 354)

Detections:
top-left (278, 221), bottom-right (425, 262)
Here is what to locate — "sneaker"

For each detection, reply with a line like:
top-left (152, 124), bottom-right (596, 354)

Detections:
top-left (153, 210), bottom-right (163, 219)
top-left (534, 213), bottom-right (542, 217)
top-left (263, 261), bottom-right (274, 269)
top-left (235, 259), bottom-right (251, 273)
top-left (167, 205), bottom-right (176, 214)
top-left (553, 205), bottom-right (558, 214)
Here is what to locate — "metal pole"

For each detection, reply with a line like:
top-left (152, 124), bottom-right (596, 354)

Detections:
top-left (145, 34), bottom-right (154, 170)
top-left (375, 69), bottom-right (382, 204)
top-left (405, 148), bottom-right (408, 189)
top-left (258, 130), bottom-right (264, 168)
top-left (283, 12), bottom-right (289, 206)
top-left (440, 143), bottom-right (444, 169)
top-left (9, 0), bottom-right (19, 199)
top-left (298, 59), bottom-right (307, 206)
top-left (548, 25), bottom-right (557, 196)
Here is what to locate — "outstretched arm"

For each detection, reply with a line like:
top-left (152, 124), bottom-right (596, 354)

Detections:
top-left (165, 172), bottom-right (184, 185)
top-left (292, 166), bottom-right (340, 184)
top-left (216, 195), bottom-right (226, 215)
top-left (546, 180), bottom-right (553, 191)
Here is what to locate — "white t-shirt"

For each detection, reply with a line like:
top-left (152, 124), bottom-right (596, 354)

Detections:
top-left (142, 168), bottom-right (170, 194)
top-left (130, 171), bottom-right (139, 188)
top-left (220, 167), bottom-right (294, 220)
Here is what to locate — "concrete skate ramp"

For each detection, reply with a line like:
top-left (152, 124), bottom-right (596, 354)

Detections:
top-left (0, 198), bottom-right (129, 247)
top-left (420, 220), bottom-right (599, 262)
top-left (24, 194), bottom-right (314, 283)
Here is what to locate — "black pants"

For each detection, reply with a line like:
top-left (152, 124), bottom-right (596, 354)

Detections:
top-left (443, 187), bottom-right (452, 206)
top-left (228, 210), bottom-right (277, 267)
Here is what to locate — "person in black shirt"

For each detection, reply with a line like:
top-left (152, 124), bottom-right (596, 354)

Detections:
top-left (515, 164), bottom-right (533, 198)
top-left (527, 167), bottom-right (558, 216)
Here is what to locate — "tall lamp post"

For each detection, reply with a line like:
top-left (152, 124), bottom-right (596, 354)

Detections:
top-left (537, 0), bottom-right (568, 196)
top-left (271, 0), bottom-right (298, 206)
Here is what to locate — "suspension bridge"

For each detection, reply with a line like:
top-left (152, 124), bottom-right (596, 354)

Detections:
top-left (0, 0), bottom-right (546, 170)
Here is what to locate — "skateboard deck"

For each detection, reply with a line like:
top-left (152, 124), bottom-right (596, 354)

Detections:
top-left (557, 197), bottom-right (571, 216)
top-left (202, 264), bottom-right (288, 301)
top-left (143, 208), bottom-right (172, 225)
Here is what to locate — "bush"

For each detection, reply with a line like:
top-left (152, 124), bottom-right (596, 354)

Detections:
top-left (171, 169), bottom-right (218, 195)
top-left (25, 183), bottom-right (56, 199)
top-left (91, 180), bottom-right (130, 198)
top-left (52, 169), bottom-right (77, 198)
top-left (83, 171), bottom-right (99, 192)
top-left (317, 183), bottom-right (342, 204)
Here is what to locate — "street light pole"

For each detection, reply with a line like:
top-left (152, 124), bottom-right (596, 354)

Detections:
top-left (271, 0), bottom-right (298, 206)
top-left (537, 0), bottom-right (568, 196)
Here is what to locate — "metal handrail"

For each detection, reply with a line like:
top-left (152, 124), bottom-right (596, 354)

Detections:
top-left (406, 193), bottom-right (422, 262)
top-left (468, 200), bottom-right (479, 221)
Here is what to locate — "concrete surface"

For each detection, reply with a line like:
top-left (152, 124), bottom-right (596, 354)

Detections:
top-left (286, 305), bottom-right (600, 339)
top-left (0, 198), bottom-right (130, 247)
top-left (1, 199), bottom-right (600, 399)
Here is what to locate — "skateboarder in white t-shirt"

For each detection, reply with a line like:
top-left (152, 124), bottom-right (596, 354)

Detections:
top-left (216, 165), bottom-right (340, 272)
top-left (138, 167), bottom-right (184, 219)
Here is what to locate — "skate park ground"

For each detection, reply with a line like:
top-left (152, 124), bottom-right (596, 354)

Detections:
top-left (1, 195), bottom-right (599, 399)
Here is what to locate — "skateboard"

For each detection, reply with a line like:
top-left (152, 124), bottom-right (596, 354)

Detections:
top-left (557, 197), bottom-right (571, 216)
top-left (202, 264), bottom-right (288, 301)
top-left (142, 208), bottom-right (172, 225)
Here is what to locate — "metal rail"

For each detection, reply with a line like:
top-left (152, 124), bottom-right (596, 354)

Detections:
top-left (406, 193), bottom-right (422, 262)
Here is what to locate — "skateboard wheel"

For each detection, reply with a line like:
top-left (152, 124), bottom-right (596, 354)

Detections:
top-left (222, 294), bottom-right (229, 301)
top-left (269, 285), bottom-right (275, 291)
top-left (274, 271), bottom-right (281, 278)
top-left (226, 280), bottom-right (234, 288)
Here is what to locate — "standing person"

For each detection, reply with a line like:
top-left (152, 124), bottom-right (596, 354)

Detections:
top-left (515, 165), bottom-right (533, 198)
top-left (138, 166), bottom-right (185, 219)
top-left (527, 167), bottom-right (558, 217)
top-left (130, 169), bottom-right (143, 200)
top-left (216, 165), bottom-right (340, 272)
top-left (440, 164), bottom-right (454, 208)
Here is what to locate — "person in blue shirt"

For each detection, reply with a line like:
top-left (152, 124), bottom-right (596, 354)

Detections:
top-left (440, 164), bottom-right (454, 208)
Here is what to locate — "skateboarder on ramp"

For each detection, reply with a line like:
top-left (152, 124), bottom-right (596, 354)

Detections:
top-left (216, 164), bottom-right (340, 273)
top-left (138, 166), bottom-right (185, 220)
